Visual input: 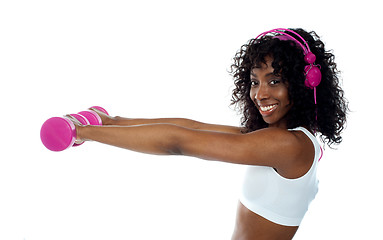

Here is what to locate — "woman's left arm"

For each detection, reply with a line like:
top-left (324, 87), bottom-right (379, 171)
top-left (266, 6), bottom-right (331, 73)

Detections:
top-left (78, 124), bottom-right (304, 168)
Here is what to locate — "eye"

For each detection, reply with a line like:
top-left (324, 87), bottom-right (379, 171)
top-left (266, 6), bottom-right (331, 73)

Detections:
top-left (269, 79), bottom-right (281, 85)
top-left (250, 80), bottom-right (259, 87)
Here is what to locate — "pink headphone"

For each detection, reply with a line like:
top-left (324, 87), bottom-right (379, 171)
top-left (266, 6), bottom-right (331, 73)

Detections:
top-left (255, 28), bottom-right (321, 104)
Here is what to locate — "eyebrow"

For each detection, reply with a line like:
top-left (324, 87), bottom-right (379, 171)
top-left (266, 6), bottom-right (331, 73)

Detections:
top-left (250, 72), bottom-right (278, 78)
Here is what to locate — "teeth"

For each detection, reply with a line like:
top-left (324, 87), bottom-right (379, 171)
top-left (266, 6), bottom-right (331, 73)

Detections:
top-left (260, 104), bottom-right (277, 112)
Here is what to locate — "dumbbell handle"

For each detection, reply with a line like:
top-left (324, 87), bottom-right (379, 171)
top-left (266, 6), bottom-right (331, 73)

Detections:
top-left (78, 106), bottom-right (108, 126)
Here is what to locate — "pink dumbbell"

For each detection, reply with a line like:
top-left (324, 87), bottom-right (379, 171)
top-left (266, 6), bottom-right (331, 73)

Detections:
top-left (40, 106), bottom-right (108, 152)
top-left (72, 106), bottom-right (109, 147)
top-left (78, 106), bottom-right (109, 126)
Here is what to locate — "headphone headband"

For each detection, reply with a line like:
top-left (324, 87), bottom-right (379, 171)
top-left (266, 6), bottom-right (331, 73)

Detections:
top-left (255, 28), bottom-right (310, 54)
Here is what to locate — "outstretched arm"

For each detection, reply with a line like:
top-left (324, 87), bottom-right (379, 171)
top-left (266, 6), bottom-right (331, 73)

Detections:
top-left (77, 123), bottom-right (304, 169)
top-left (113, 117), bottom-right (242, 134)
top-left (91, 108), bottom-right (242, 134)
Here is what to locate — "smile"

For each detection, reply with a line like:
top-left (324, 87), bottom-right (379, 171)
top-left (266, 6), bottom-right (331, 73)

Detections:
top-left (259, 104), bottom-right (278, 115)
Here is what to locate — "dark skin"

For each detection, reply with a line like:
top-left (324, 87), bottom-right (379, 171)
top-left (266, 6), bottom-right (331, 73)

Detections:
top-left (74, 58), bottom-right (315, 239)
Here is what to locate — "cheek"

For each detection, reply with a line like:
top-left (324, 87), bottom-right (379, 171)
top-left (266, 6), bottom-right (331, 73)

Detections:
top-left (275, 88), bottom-right (290, 105)
top-left (249, 88), bottom-right (256, 100)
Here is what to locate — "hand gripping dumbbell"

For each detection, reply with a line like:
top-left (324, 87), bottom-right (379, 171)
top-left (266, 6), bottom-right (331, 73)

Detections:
top-left (40, 106), bottom-right (109, 152)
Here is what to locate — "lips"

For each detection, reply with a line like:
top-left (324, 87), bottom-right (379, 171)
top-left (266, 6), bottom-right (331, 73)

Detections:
top-left (258, 103), bottom-right (278, 116)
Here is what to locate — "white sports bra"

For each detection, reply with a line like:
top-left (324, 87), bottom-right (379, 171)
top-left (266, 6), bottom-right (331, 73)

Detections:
top-left (239, 127), bottom-right (321, 226)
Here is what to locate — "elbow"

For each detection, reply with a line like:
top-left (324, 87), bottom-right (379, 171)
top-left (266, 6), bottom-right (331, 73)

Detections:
top-left (160, 124), bottom-right (199, 157)
top-left (162, 125), bottom-right (187, 156)
top-left (167, 145), bottom-right (183, 155)
top-left (166, 133), bottom-right (186, 156)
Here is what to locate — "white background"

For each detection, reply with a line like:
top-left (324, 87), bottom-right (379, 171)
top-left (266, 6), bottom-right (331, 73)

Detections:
top-left (0, 0), bottom-right (381, 239)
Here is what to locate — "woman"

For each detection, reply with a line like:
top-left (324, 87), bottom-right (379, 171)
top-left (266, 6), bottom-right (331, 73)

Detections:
top-left (72, 28), bottom-right (348, 239)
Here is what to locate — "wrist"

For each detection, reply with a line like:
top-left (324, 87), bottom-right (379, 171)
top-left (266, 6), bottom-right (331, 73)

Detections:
top-left (76, 125), bottom-right (88, 141)
top-left (111, 116), bottom-right (135, 126)
top-left (99, 115), bottom-right (118, 125)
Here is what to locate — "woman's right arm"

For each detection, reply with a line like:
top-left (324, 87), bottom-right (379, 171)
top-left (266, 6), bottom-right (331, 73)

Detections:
top-left (91, 108), bottom-right (242, 134)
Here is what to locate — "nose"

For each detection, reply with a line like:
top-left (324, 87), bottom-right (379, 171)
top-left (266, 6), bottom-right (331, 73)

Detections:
top-left (254, 83), bottom-right (270, 101)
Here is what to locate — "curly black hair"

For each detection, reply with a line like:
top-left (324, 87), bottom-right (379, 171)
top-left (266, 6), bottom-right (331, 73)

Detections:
top-left (230, 28), bottom-right (348, 147)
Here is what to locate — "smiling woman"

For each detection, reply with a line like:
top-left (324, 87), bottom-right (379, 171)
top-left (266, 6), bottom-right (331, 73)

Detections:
top-left (43, 28), bottom-right (348, 240)
top-left (228, 29), bottom-right (348, 238)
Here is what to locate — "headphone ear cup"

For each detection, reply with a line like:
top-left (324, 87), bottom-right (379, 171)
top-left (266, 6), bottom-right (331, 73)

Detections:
top-left (304, 65), bottom-right (322, 88)
top-left (304, 52), bottom-right (316, 64)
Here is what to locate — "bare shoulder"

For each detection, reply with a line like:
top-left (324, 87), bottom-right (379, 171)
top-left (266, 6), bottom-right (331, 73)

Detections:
top-left (245, 127), bottom-right (304, 151)
top-left (246, 127), bottom-right (315, 178)
top-left (256, 127), bottom-right (314, 178)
